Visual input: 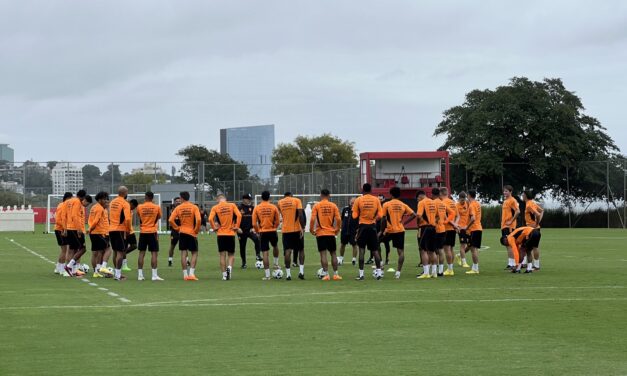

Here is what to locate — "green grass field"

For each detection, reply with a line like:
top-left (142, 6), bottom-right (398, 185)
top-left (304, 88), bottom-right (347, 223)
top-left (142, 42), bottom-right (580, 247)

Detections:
top-left (1, 227), bottom-right (626, 375)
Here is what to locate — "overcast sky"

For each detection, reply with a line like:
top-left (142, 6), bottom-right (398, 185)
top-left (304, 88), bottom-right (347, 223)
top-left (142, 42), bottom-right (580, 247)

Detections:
top-left (1, 0), bottom-right (626, 163)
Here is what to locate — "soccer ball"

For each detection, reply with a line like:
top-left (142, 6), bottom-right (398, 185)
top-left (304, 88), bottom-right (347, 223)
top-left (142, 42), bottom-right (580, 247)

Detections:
top-left (316, 268), bottom-right (325, 279)
top-left (372, 269), bottom-right (384, 279)
top-left (78, 264), bottom-right (90, 273)
top-left (255, 260), bottom-right (264, 269)
top-left (272, 269), bottom-right (284, 279)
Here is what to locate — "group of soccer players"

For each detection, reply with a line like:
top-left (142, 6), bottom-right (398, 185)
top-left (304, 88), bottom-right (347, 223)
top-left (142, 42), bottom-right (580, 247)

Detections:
top-left (53, 182), bottom-right (543, 282)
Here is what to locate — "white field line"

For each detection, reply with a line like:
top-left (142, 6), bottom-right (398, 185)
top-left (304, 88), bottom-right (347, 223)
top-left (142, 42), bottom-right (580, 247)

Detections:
top-left (1, 296), bottom-right (627, 311)
top-left (6, 238), bottom-right (131, 304)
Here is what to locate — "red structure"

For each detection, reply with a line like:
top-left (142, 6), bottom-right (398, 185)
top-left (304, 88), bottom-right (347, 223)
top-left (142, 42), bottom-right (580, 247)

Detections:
top-left (359, 151), bottom-right (450, 228)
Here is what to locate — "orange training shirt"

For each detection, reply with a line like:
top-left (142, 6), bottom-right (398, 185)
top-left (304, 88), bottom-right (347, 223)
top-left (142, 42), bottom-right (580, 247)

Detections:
top-left (351, 194), bottom-right (383, 225)
top-left (109, 196), bottom-right (132, 233)
top-left (209, 202), bottom-right (242, 236)
top-left (168, 201), bottom-right (201, 237)
top-left (525, 200), bottom-right (543, 228)
top-left (382, 199), bottom-right (414, 233)
top-left (501, 197), bottom-right (519, 230)
top-left (467, 200), bottom-right (483, 232)
top-left (442, 197), bottom-right (458, 231)
top-left (277, 196), bottom-right (303, 233)
top-left (88, 204), bottom-right (109, 235)
top-left (64, 197), bottom-right (85, 232)
top-left (310, 199), bottom-right (341, 236)
top-left (417, 197), bottom-right (437, 227)
top-left (456, 201), bottom-right (469, 229)
top-left (54, 201), bottom-right (66, 231)
top-left (252, 201), bottom-right (280, 233)
top-left (137, 201), bottom-right (162, 234)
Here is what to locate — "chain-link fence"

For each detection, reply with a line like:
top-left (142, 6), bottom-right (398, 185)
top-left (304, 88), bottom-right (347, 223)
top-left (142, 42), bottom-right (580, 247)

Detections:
top-left (1, 159), bottom-right (625, 228)
top-left (449, 159), bottom-right (627, 228)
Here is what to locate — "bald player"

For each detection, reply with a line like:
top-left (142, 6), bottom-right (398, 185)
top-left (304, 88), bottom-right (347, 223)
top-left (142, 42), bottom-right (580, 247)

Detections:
top-left (310, 189), bottom-right (342, 280)
top-left (209, 193), bottom-right (242, 280)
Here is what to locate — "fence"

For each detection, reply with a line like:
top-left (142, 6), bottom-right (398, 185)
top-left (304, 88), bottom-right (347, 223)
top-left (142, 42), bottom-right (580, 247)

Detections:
top-left (1, 159), bottom-right (625, 228)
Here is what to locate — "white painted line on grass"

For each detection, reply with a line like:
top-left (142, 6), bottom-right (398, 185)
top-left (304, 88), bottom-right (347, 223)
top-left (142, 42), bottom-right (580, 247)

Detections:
top-left (5, 238), bottom-right (131, 304)
top-left (88, 283), bottom-right (98, 287)
top-left (1, 296), bottom-right (627, 311)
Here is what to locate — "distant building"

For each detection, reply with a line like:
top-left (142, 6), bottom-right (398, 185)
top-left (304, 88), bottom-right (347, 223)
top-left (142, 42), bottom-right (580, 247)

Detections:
top-left (0, 181), bottom-right (23, 194)
top-left (51, 163), bottom-right (83, 195)
top-left (131, 162), bottom-right (166, 176)
top-left (0, 144), bottom-right (14, 164)
top-left (220, 124), bottom-right (275, 180)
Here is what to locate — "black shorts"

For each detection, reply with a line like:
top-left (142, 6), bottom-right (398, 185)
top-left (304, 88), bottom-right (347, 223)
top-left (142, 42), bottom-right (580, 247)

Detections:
top-left (179, 233), bottom-right (198, 252)
top-left (458, 229), bottom-right (470, 244)
top-left (138, 233), bottom-right (159, 252)
top-left (419, 226), bottom-right (436, 252)
top-left (524, 230), bottom-right (542, 250)
top-left (340, 231), bottom-right (357, 246)
top-left (170, 230), bottom-right (179, 246)
top-left (259, 231), bottom-right (278, 252)
top-left (434, 232), bottom-right (446, 250)
top-left (470, 231), bottom-right (483, 249)
top-left (127, 233), bottom-right (137, 247)
top-left (90, 234), bottom-right (109, 251)
top-left (282, 232), bottom-right (302, 251)
top-left (66, 230), bottom-right (85, 251)
top-left (501, 228), bottom-right (513, 244)
top-left (109, 231), bottom-right (127, 252)
top-left (387, 232), bottom-right (405, 249)
top-left (54, 230), bottom-right (67, 246)
top-left (316, 236), bottom-right (337, 252)
top-left (217, 235), bottom-right (236, 253)
top-left (356, 224), bottom-right (378, 252)
top-left (444, 230), bottom-right (457, 247)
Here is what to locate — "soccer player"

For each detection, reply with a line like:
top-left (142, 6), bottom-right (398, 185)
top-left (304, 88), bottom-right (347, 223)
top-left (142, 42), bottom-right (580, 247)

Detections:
top-left (237, 194), bottom-right (262, 269)
top-left (310, 189), bottom-right (342, 280)
top-left (465, 190), bottom-right (482, 274)
top-left (416, 190), bottom-right (438, 279)
top-left (200, 205), bottom-right (208, 234)
top-left (252, 191), bottom-right (281, 280)
top-left (502, 185), bottom-right (520, 269)
top-left (63, 190), bottom-right (92, 277)
top-left (167, 196), bottom-right (181, 267)
top-left (439, 187), bottom-right (458, 276)
top-left (87, 192), bottom-right (110, 278)
top-left (375, 195), bottom-right (392, 265)
top-left (339, 197), bottom-right (358, 266)
top-left (507, 226), bottom-right (542, 273)
top-left (121, 199), bottom-right (138, 272)
top-left (277, 192), bottom-right (306, 280)
top-left (523, 190), bottom-right (544, 270)
top-left (352, 183), bottom-right (383, 280)
top-left (455, 192), bottom-right (471, 268)
top-left (109, 186), bottom-right (132, 281)
top-left (209, 194), bottom-right (242, 280)
top-left (54, 192), bottom-right (72, 276)
top-left (380, 187), bottom-right (416, 279)
top-left (432, 188), bottom-right (449, 277)
top-left (169, 191), bottom-right (201, 280)
top-left (136, 191), bottom-right (163, 281)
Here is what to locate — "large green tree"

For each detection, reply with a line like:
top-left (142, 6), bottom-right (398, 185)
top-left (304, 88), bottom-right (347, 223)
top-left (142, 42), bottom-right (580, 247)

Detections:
top-left (272, 134), bottom-right (358, 175)
top-left (434, 77), bottom-right (620, 201)
top-left (177, 145), bottom-right (250, 197)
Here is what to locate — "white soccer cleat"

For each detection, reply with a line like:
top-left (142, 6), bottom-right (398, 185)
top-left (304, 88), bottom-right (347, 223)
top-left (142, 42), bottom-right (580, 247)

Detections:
top-left (151, 275), bottom-right (164, 281)
top-left (138, 275), bottom-right (145, 281)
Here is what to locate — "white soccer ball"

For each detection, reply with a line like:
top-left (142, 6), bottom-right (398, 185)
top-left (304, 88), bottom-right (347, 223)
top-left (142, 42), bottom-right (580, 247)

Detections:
top-left (79, 264), bottom-right (90, 273)
top-left (255, 260), bottom-right (264, 269)
top-left (272, 269), bottom-right (284, 279)
top-left (316, 268), bottom-right (325, 279)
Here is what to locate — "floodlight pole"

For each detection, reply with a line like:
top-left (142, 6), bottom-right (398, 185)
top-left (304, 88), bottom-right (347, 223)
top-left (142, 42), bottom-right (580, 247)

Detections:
top-left (607, 160), bottom-right (610, 229)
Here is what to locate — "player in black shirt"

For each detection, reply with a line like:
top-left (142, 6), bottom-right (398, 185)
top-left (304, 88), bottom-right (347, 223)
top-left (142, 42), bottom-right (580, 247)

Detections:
top-left (238, 193), bottom-right (261, 268)
top-left (167, 197), bottom-right (181, 267)
top-left (339, 197), bottom-right (359, 266)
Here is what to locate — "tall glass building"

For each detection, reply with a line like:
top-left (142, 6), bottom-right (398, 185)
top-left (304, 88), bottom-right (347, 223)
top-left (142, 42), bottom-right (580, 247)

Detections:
top-left (220, 124), bottom-right (275, 180)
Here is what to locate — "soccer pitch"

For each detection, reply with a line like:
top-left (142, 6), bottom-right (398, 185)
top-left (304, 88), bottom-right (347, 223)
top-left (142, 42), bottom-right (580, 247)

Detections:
top-left (1, 228), bottom-right (626, 375)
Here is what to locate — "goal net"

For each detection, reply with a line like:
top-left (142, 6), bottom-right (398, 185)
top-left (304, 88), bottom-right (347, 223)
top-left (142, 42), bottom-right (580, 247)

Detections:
top-left (46, 193), bottom-right (163, 234)
top-left (254, 193), bottom-right (361, 232)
